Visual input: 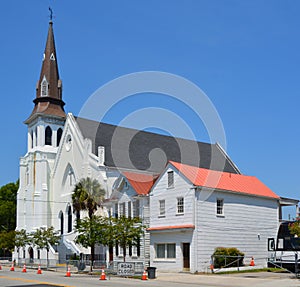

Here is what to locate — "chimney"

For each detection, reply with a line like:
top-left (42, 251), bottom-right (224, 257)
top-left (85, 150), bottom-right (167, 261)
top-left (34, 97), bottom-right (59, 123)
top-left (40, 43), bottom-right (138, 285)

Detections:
top-left (98, 146), bottom-right (105, 166)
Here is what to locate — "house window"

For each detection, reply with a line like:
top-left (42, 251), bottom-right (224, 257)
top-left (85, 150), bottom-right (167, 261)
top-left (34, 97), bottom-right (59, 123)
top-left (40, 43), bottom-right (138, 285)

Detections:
top-left (114, 203), bottom-right (118, 218)
top-left (159, 200), bottom-right (165, 216)
top-left (124, 181), bottom-right (128, 189)
top-left (167, 171), bottom-right (174, 188)
top-left (120, 202), bottom-right (126, 216)
top-left (128, 201), bottom-right (132, 218)
top-left (216, 198), bottom-right (224, 215)
top-left (133, 200), bottom-right (140, 218)
top-left (156, 243), bottom-right (176, 259)
top-left (177, 197), bottom-right (184, 214)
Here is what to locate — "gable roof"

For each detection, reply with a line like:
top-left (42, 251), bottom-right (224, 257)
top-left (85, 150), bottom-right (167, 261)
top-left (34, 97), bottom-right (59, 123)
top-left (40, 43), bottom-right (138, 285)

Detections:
top-left (122, 172), bottom-right (158, 195)
top-left (75, 116), bottom-right (240, 174)
top-left (169, 161), bottom-right (279, 199)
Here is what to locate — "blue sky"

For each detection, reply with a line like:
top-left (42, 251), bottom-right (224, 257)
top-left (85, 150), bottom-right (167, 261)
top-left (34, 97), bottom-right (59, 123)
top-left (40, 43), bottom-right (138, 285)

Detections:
top-left (1, 1), bottom-right (299, 216)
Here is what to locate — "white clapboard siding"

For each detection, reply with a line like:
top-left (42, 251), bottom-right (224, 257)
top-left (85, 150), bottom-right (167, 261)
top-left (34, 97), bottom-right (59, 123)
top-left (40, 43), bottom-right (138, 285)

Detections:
top-left (195, 190), bottom-right (278, 271)
top-left (150, 167), bottom-right (195, 228)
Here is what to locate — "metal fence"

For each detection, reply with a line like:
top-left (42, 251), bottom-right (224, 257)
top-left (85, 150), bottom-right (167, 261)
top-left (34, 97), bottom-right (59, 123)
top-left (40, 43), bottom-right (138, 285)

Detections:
top-left (9, 258), bottom-right (145, 276)
top-left (211, 254), bottom-right (245, 270)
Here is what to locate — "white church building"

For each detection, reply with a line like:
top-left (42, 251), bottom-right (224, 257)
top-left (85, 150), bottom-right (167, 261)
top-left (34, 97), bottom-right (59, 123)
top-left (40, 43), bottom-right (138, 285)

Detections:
top-left (15, 19), bottom-right (298, 272)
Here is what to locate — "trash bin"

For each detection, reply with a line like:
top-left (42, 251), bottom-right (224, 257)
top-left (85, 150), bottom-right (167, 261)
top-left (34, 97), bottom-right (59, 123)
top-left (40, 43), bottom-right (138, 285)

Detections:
top-left (147, 267), bottom-right (156, 279)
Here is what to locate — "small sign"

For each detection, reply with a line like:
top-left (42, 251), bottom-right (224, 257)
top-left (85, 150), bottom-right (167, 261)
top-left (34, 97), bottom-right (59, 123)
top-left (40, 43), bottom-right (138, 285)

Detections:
top-left (117, 262), bottom-right (135, 276)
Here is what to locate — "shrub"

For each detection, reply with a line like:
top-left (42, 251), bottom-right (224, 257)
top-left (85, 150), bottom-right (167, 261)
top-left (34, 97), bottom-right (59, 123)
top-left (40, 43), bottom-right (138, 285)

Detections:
top-left (212, 247), bottom-right (244, 268)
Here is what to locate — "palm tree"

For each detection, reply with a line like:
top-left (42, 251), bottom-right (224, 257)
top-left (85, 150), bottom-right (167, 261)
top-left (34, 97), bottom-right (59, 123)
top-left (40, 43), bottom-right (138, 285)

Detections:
top-left (72, 177), bottom-right (106, 219)
top-left (72, 177), bottom-right (106, 271)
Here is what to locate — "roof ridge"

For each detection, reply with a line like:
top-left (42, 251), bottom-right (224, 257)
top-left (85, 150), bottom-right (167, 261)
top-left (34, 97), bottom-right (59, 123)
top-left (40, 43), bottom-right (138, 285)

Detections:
top-left (75, 116), bottom-right (212, 146)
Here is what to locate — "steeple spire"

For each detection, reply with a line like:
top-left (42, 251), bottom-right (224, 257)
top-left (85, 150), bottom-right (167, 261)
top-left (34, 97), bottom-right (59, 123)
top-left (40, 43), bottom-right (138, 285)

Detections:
top-left (25, 17), bottom-right (66, 124)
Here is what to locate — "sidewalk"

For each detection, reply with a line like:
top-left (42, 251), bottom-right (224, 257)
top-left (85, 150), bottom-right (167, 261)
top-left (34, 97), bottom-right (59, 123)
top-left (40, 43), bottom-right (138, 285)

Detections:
top-left (155, 271), bottom-right (300, 287)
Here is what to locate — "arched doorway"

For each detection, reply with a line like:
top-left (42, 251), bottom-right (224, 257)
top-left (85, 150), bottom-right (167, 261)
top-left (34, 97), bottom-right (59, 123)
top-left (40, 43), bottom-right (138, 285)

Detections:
top-left (28, 247), bottom-right (34, 263)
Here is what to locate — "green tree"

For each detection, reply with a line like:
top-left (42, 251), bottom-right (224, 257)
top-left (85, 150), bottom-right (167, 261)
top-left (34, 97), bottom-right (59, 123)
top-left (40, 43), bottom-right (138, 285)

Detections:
top-left (0, 231), bottom-right (16, 257)
top-left (31, 226), bottom-right (60, 267)
top-left (75, 215), bottom-right (107, 272)
top-left (15, 229), bottom-right (30, 261)
top-left (289, 220), bottom-right (300, 237)
top-left (0, 181), bottom-right (18, 232)
top-left (72, 177), bottom-right (106, 219)
top-left (72, 178), bottom-right (106, 270)
top-left (108, 215), bottom-right (145, 262)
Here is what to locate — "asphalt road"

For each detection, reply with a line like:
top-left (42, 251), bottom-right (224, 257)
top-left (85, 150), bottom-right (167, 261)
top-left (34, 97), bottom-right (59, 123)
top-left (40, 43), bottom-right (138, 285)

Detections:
top-left (0, 266), bottom-right (300, 287)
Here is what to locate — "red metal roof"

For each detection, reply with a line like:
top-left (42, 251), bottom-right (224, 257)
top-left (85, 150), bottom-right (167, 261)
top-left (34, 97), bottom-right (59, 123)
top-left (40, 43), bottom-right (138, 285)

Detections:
top-left (122, 172), bottom-right (157, 195)
top-left (169, 161), bottom-right (279, 199)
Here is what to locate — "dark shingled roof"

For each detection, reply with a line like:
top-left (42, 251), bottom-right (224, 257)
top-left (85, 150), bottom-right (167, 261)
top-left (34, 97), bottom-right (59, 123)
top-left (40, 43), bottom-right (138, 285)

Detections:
top-left (75, 117), bottom-right (240, 174)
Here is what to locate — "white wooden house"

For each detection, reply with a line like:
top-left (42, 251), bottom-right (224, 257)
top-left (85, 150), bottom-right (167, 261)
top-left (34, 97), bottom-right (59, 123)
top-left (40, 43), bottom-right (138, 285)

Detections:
top-left (104, 172), bottom-right (157, 266)
top-left (149, 161), bottom-right (282, 273)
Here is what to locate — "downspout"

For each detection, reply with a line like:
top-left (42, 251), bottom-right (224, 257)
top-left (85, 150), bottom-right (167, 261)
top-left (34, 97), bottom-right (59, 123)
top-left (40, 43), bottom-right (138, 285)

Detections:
top-left (193, 186), bottom-right (198, 272)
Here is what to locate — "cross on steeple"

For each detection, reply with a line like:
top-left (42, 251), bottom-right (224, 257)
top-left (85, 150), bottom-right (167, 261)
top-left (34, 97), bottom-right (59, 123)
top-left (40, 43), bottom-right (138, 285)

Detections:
top-left (49, 7), bottom-right (53, 22)
top-left (25, 15), bottom-right (66, 124)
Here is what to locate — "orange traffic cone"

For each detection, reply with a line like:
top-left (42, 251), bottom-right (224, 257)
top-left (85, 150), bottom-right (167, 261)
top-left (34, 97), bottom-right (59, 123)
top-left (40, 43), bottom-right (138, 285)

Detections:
top-left (141, 270), bottom-right (147, 280)
top-left (22, 264), bottom-right (27, 273)
top-left (37, 265), bottom-right (42, 274)
top-left (99, 269), bottom-right (106, 280)
top-left (250, 257), bottom-right (255, 266)
top-left (10, 263), bottom-right (15, 271)
top-left (65, 266), bottom-right (71, 277)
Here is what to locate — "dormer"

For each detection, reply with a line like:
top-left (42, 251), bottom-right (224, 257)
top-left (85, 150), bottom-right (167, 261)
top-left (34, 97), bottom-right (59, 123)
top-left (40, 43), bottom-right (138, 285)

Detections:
top-left (41, 76), bottom-right (49, 97)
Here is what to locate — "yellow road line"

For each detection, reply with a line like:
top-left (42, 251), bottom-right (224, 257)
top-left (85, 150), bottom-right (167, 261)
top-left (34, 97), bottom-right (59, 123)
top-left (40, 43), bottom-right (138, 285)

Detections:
top-left (0, 275), bottom-right (75, 287)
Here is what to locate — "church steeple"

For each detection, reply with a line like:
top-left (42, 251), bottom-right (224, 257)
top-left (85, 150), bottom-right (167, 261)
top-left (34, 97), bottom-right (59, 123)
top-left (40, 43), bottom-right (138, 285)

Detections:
top-left (25, 18), bottom-right (66, 124)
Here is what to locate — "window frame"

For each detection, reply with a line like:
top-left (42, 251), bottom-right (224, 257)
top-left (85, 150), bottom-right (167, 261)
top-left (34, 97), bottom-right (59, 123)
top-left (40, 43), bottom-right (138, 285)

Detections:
top-left (155, 243), bottom-right (176, 259)
top-left (177, 197), bottom-right (184, 215)
top-left (167, 171), bottom-right (174, 188)
top-left (133, 200), bottom-right (140, 218)
top-left (159, 199), bottom-right (166, 217)
top-left (216, 198), bottom-right (224, 216)
top-left (128, 201), bottom-right (132, 218)
top-left (119, 202), bottom-right (126, 216)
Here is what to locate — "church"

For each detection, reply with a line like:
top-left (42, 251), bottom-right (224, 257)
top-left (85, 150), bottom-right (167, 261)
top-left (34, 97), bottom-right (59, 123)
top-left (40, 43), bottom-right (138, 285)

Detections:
top-left (15, 19), bottom-right (297, 272)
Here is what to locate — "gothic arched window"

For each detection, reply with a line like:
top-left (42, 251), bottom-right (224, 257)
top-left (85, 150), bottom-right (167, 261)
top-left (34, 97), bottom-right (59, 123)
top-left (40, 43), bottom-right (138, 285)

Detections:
top-left (45, 126), bottom-right (52, 146)
top-left (34, 127), bottom-right (37, 147)
top-left (59, 211), bottom-right (64, 235)
top-left (67, 205), bottom-right (72, 233)
top-left (30, 130), bottom-right (33, 149)
top-left (57, 128), bottom-right (63, 147)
